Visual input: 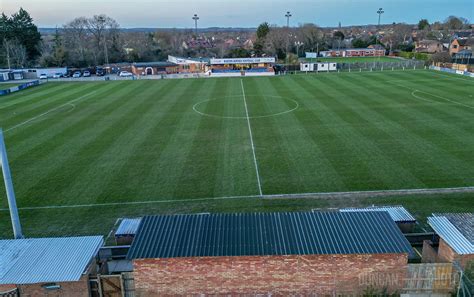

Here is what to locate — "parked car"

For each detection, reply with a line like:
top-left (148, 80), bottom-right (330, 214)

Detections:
top-left (39, 74), bottom-right (48, 79)
top-left (72, 71), bottom-right (81, 78)
top-left (96, 67), bottom-right (106, 76)
top-left (83, 71), bottom-right (91, 77)
top-left (52, 73), bottom-right (63, 79)
top-left (119, 71), bottom-right (133, 77)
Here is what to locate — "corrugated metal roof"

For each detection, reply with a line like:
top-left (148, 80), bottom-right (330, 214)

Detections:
top-left (0, 236), bottom-right (103, 285)
top-left (340, 206), bottom-right (416, 222)
top-left (127, 211), bottom-right (413, 259)
top-left (429, 213), bottom-right (474, 255)
top-left (434, 213), bottom-right (474, 244)
top-left (115, 218), bottom-right (142, 236)
top-left (133, 62), bottom-right (177, 67)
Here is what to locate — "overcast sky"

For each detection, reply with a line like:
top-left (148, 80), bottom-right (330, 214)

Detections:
top-left (2, 0), bottom-right (472, 28)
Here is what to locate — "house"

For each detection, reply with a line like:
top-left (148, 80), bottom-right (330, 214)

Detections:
top-left (415, 40), bottom-right (444, 53)
top-left (127, 211), bottom-right (413, 296)
top-left (243, 39), bottom-right (254, 50)
top-left (426, 213), bottom-right (473, 268)
top-left (182, 38), bottom-right (213, 50)
top-left (450, 38), bottom-right (474, 56)
top-left (320, 47), bottom-right (385, 57)
top-left (340, 205), bottom-right (416, 233)
top-left (131, 61), bottom-right (178, 76)
top-left (0, 236), bottom-right (103, 297)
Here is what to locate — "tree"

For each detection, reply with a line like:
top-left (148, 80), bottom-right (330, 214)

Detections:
top-left (264, 26), bottom-right (287, 60)
top-left (228, 47), bottom-right (250, 58)
top-left (418, 19), bottom-right (430, 30)
top-left (444, 16), bottom-right (469, 30)
top-left (62, 14), bottom-right (122, 66)
top-left (333, 31), bottom-right (345, 41)
top-left (0, 8), bottom-right (41, 67)
top-left (352, 38), bottom-right (369, 48)
top-left (256, 22), bottom-right (270, 40)
top-left (9, 8), bottom-right (42, 61)
top-left (254, 22), bottom-right (270, 56)
top-left (298, 23), bottom-right (323, 53)
top-left (86, 14), bottom-right (121, 65)
top-left (51, 28), bottom-right (67, 66)
top-left (5, 39), bottom-right (27, 68)
top-left (63, 17), bottom-right (90, 66)
top-left (429, 52), bottom-right (452, 64)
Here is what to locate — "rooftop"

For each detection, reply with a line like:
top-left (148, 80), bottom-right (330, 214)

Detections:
top-left (133, 61), bottom-right (177, 67)
top-left (0, 236), bottom-right (103, 285)
top-left (127, 211), bottom-right (413, 260)
top-left (115, 218), bottom-right (142, 236)
top-left (428, 213), bottom-right (474, 255)
top-left (340, 205), bottom-right (416, 223)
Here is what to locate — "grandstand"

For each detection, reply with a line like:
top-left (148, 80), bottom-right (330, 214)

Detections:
top-left (210, 57), bottom-right (275, 76)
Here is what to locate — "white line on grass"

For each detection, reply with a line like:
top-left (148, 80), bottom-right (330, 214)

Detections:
top-left (240, 79), bottom-right (263, 197)
top-left (3, 186), bottom-right (474, 211)
top-left (391, 83), bottom-right (474, 110)
top-left (414, 90), bottom-right (474, 109)
top-left (4, 91), bottom-right (97, 133)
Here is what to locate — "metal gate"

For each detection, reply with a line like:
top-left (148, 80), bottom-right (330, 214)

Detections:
top-left (403, 263), bottom-right (457, 294)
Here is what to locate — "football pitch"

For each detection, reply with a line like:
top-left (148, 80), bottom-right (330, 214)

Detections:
top-left (1, 70), bottom-right (473, 237)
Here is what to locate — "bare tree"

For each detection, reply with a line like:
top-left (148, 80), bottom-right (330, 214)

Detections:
top-left (265, 26), bottom-right (287, 59)
top-left (298, 24), bottom-right (324, 53)
top-left (63, 17), bottom-right (90, 66)
top-left (5, 39), bottom-right (27, 67)
top-left (86, 14), bottom-right (120, 65)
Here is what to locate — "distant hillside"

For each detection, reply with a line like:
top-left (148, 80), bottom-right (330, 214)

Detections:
top-left (39, 27), bottom-right (257, 34)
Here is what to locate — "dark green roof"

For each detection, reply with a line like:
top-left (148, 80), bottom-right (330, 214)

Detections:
top-left (127, 211), bottom-right (413, 259)
top-left (133, 62), bottom-right (177, 67)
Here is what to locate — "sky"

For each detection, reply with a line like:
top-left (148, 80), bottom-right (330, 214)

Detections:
top-left (1, 0), bottom-right (473, 28)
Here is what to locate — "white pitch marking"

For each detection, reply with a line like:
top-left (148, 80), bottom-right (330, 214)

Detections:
top-left (4, 91), bottom-right (97, 133)
top-left (3, 186), bottom-right (474, 211)
top-left (241, 79), bottom-right (263, 197)
top-left (411, 90), bottom-right (436, 103)
top-left (414, 90), bottom-right (474, 109)
top-left (192, 96), bottom-right (299, 119)
top-left (391, 83), bottom-right (474, 110)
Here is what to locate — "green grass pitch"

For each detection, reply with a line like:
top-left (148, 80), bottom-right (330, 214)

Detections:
top-left (305, 56), bottom-right (402, 63)
top-left (0, 70), bottom-right (473, 238)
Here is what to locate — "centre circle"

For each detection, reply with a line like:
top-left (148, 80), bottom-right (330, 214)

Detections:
top-left (193, 95), bottom-right (299, 119)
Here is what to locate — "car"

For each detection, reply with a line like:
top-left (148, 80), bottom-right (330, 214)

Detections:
top-left (83, 71), bottom-right (91, 77)
top-left (39, 74), bottom-right (48, 79)
top-left (52, 73), bottom-right (63, 79)
top-left (119, 71), bottom-right (133, 77)
top-left (72, 71), bottom-right (81, 78)
top-left (96, 67), bottom-right (106, 76)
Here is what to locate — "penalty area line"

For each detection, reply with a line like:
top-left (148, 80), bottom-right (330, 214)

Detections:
top-left (4, 186), bottom-right (474, 211)
top-left (4, 91), bottom-right (97, 133)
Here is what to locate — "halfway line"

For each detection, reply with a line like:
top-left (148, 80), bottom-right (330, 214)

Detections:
top-left (240, 79), bottom-right (263, 196)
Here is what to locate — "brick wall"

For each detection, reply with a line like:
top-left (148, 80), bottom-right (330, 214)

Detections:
top-left (422, 240), bottom-right (439, 263)
top-left (133, 253), bottom-right (408, 296)
top-left (13, 276), bottom-right (89, 297)
top-left (0, 284), bottom-right (16, 294)
top-left (438, 238), bottom-right (474, 268)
